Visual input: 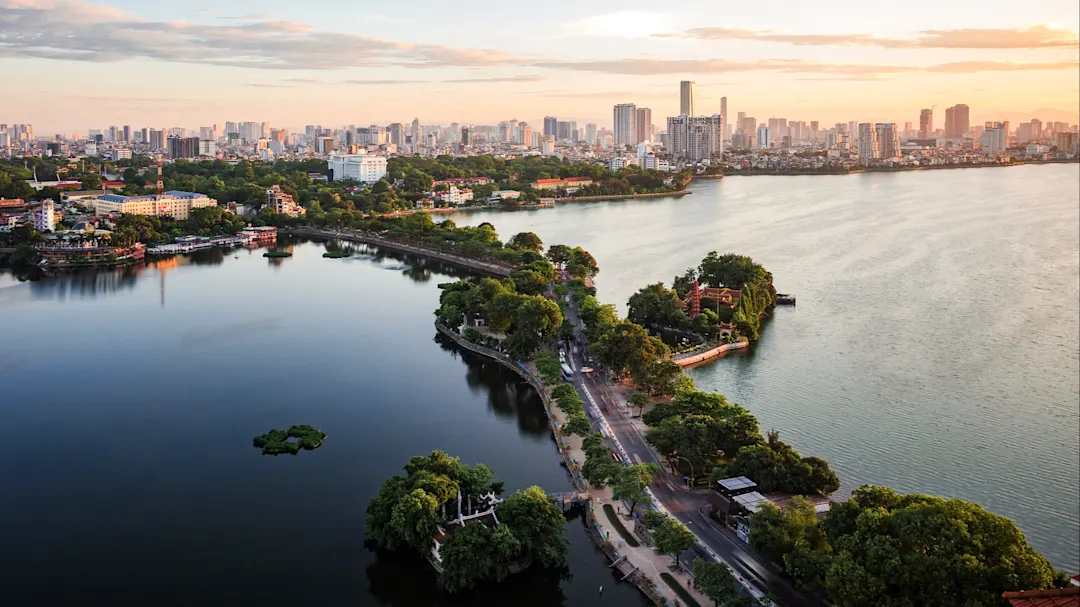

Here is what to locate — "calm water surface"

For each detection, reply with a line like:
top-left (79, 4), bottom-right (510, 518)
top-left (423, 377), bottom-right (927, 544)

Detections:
top-left (445, 164), bottom-right (1080, 571)
top-left (0, 244), bottom-right (646, 606)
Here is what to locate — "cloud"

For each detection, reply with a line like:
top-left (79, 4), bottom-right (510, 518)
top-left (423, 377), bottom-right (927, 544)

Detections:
top-left (441, 75), bottom-right (545, 83)
top-left (283, 77), bottom-right (320, 83)
top-left (244, 83), bottom-right (295, 88)
top-left (530, 57), bottom-right (1079, 76)
top-left (661, 25), bottom-right (1080, 49)
top-left (0, 0), bottom-right (530, 70)
top-left (344, 79), bottom-right (427, 85)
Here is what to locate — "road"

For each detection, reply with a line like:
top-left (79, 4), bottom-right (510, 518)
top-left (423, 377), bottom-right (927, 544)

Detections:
top-left (560, 293), bottom-right (813, 607)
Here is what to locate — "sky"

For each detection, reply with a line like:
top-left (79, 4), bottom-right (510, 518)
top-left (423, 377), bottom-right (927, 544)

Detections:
top-left (2, 0), bottom-right (1079, 133)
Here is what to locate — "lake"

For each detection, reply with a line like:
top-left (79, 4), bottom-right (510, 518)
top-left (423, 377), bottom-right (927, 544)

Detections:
top-left (0, 244), bottom-right (647, 606)
top-left (443, 163), bottom-right (1080, 572)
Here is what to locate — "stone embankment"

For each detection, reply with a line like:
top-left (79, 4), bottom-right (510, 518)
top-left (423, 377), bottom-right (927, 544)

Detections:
top-left (286, 227), bottom-right (513, 277)
top-left (673, 340), bottom-right (749, 366)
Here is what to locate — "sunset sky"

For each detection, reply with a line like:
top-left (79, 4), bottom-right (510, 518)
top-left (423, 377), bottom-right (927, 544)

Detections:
top-left (2, 0), bottom-right (1078, 133)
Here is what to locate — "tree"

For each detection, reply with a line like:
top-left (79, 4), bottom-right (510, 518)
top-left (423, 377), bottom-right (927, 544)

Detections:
top-left (633, 359), bottom-right (683, 397)
top-left (439, 523), bottom-right (498, 592)
top-left (568, 247), bottom-right (599, 277)
top-left (653, 515), bottom-right (696, 568)
top-left (509, 231), bottom-right (543, 252)
top-left (629, 391), bottom-right (651, 417)
top-left (563, 414), bottom-right (591, 436)
top-left (487, 292), bottom-right (521, 333)
top-left (814, 485), bottom-right (1064, 607)
top-left (627, 283), bottom-right (687, 329)
top-left (81, 173), bottom-right (102, 190)
top-left (546, 244), bottom-right (572, 265)
top-left (389, 488), bottom-right (443, 552)
top-left (612, 463), bottom-right (659, 515)
top-left (694, 559), bottom-right (742, 606)
top-left (698, 251), bottom-right (764, 289)
top-left (495, 486), bottom-right (568, 567)
top-left (749, 498), bottom-right (821, 568)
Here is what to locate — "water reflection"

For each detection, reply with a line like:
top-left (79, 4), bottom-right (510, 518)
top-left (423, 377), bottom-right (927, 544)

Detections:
top-left (436, 333), bottom-right (553, 438)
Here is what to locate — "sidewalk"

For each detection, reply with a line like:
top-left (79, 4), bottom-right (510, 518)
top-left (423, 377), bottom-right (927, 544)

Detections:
top-left (545, 386), bottom-right (713, 607)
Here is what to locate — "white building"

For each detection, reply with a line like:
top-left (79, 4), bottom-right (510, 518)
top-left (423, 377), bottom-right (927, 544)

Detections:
top-left (667, 115), bottom-right (722, 162)
top-left (680, 81), bottom-right (695, 116)
top-left (35, 199), bottom-right (56, 232)
top-left (85, 191), bottom-right (217, 220)
top-left (542, 136), bottom-right (556, 156)
top-left (199, 140), bottom-right (218, 157)
top-left (328, 153), bottom-right (387, 184)
top-left (109, 148), bottom-right (132, 161)
top-left (439, 186), bottom-right (473, 206)
top-left (981, 124), bottom-right (1008, 154)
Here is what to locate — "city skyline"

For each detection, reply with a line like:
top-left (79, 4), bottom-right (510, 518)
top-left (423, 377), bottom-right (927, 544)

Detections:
top-left (2, 0), bottom-right (1079, 132)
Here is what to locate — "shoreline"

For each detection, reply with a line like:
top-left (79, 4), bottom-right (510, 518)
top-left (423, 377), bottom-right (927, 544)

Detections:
top-left (433, 322), bottom-right (671, 605)
top-left (381, 190), bottom-right (693, 217)
top-left (721, 158), bottom-right (1078, 177)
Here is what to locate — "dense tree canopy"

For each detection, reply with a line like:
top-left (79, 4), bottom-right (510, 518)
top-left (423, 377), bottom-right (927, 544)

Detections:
top-left (751, 484), bottom-right (1067, 607)
top-left (627, 282), bottom-right (688, 329)
top-left (713, 430), bottom-right (839, 496)
top-left (365, 452), bottom-right (566, 593)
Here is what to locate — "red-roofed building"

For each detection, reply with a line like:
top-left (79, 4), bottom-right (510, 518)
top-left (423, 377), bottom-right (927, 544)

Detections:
top-left (531, 177), bottom-right (594, 190)
top-left (434, 176), bottom-right (491, 186)
top-left (0, 198), bottom-right (26, 209)
top-left (102, 181), bottom-right (125, 189)
top-left (1002, 587), bottom-right (1080, 607)
top-left (700, 286), bottom-right (742, 308)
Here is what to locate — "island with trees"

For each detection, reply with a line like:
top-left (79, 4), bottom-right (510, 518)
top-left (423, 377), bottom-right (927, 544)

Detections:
top-left (364, 451), bottom-right (568, 593)
top-left (252, 424), bottom-right (326, 455)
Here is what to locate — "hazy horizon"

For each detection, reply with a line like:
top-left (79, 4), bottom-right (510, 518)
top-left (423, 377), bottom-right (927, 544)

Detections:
top-left (3, 0), bottom-right (1078, 133)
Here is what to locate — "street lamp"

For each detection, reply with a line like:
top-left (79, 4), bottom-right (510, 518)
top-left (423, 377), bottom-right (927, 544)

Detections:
top-left (672, 454), bottom-right (695, 488)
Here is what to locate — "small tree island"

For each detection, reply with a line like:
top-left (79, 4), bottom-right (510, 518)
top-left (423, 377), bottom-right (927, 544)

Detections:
top-left (365, 451), bottom-right (568, 593)
top-left (252, 424), bottom-right (327, 455)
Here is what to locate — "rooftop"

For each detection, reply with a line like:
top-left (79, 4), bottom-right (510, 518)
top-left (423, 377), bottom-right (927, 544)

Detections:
top-left (1002, 587), bottom-right (1080, 607)
top-left (717, 476), bottom-right (757, 492)
top-left (733, 491), bottom-right (771, 514)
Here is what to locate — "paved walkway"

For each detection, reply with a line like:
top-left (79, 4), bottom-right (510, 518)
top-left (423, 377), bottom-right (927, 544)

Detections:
top-left (545, 388), bottom-right (714, 607)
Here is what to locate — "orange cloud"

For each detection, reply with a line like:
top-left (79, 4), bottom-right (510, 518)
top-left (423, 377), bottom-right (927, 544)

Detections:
top-left (662, 25), bottom-right (1080, 49)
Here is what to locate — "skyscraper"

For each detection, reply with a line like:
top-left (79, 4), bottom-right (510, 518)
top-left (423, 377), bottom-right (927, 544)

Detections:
top-left (875, 123), bottom-right (898, 158)
top-left (667, 114), bottom-right (722, 161)
top-left (122, 125), bottom-right (131, 142)
top-left (720, 96), bottom-right (728, 137)
top-left (679, 81), bottom-right (695, 116)
top-left (585, 123), bottom-right (597, 145)
top-left (613, 103), bottom-right (637, 147)
top-left (756, 125), bottom-right (771, 148)
top-left (944, 104), bottom-right (970, 138)
top-left (919, 109), bottom-right (933, 139)
top-left (635, 108), bottom-right (652, 144)
top-left (858, 123), bottom-right (878, 160)
top-left (543, 116), bottom-right (558, 138)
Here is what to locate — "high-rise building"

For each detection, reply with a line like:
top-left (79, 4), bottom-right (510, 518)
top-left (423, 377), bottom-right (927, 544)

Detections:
top-left (679, 81), bottom-right (695, 116)
top-left (981, 123), bottom-right (1008, 154)
top-left (35, 199), bottom-right (56, 232)
top-left (857, 123), bottom-right (878, 160)
top-left (389, 123), bottom-right (404, 146)
top-left (461, 126), bottom-right (472, 147)
top-left (411, 117), bottom-right (420, 143)
top-left (108, 126), bottom-right (118, 142)
top-left (875, 123), bottom-right (898, 158)
top-left (1030, 118), bottom-right (1043, 138)
top-left (614, 103), bottom-right (637, 147)
top-left (944, 104), bottom-right (970, 138)
top-left (585, 123), bottom-right (597, 145)
top-left (667, 114), bottom-right (722, 161)
top-left (122, 125), bottom-right (131, 142)
top-left (720, 97), bottom-right (728, 137)
top-left (634, 108), bottom-right (652, 144)
top-left (756, 125), bottom-right (771, 148)
top-left (167, 136), bottom-right (200, 159)
top-left (543, 116), bottom-right (558, 139)
top-left (919, 109), bottom-right (933, 139)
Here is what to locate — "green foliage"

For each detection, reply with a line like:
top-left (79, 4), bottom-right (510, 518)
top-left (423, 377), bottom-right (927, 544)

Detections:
top-left (365, 451), bottom-right (503, 556)
top-left (439, 523), bottom-right (500, 592)
top-left (693, 559), bottom-right (742, 606)
top-left (651, 513), bottom-right (697, 567)
top-left (641, 509), bottom-right (667, 530)
top-left (660, 573), bottom-right (704, 607)
top-left (252, 424), bottom-right (326, 455)
top-left (508, 231), bottom-right (543, 252)
top-left (628, 282), bottom-right (688, 329)
top-left (718, 431), bottom-right (839, 495)
top-left (612, 463), bottom-right (660, 514)
top-left (581, 433), bottom-right (621, 488)
top-left (534, 349), bottom-right (564, 385)
top-left (562, 413), bottom-right (591, 436)
top-left (642, 390), bottom-right (763, 477)
top-left (602, 503), bottom-right (640, 547)
top-left (756, 484), bottom-right (1066, 607)
top-left (546, 244), bottom-right (572, 265)
top-left (698, 252), bottom-right (767, 289)
top-left (567, 247), bottom-right (599, 277)
top-left (494, 486), bottom-right (568, 567)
